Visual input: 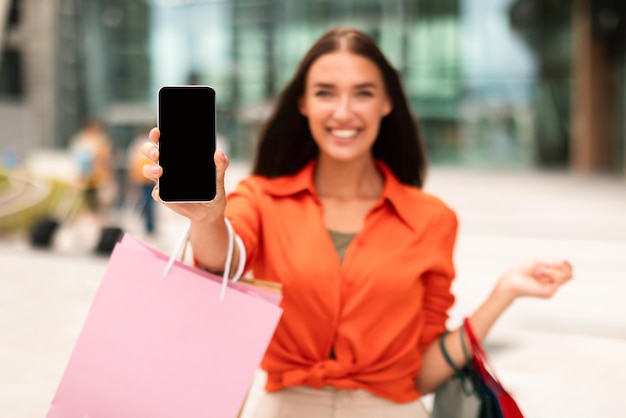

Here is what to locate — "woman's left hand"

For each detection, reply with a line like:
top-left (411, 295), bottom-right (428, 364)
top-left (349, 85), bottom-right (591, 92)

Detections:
top-left (496, 260), bottom-right (573, 300)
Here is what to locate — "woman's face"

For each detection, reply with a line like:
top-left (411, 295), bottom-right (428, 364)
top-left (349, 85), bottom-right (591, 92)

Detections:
top-left (299, 50), bottom-right (392, 164)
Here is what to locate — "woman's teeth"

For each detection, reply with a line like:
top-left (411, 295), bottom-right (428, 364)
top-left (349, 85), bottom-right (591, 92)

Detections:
top-left (331, 129), bottom-right (357, 138)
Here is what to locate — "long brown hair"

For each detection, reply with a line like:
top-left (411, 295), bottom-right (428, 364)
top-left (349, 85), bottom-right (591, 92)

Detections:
top-left (251, 27), bottom-right (427, 187)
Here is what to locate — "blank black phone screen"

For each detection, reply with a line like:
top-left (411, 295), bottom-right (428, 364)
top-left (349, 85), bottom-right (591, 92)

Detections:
top-left (158, 85), bottom-right (217, 202)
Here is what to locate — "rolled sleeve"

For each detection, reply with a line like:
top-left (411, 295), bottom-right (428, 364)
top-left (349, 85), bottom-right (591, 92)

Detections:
top-left (418, 208), bottom-right (458, 352)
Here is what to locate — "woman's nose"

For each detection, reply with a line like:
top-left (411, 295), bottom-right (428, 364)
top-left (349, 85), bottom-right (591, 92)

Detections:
top-left (332, 96), bottom-right (352, 121)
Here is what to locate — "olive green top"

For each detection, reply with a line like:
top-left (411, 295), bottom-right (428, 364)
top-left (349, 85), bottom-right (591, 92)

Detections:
top-left (328, 229), bottom-right (357, 264)
top-left (328, 229), bottom-right (357, 359)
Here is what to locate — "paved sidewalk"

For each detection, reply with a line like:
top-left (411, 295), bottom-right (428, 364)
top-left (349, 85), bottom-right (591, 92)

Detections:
top-left (1, 161), bottom-right (625, 417)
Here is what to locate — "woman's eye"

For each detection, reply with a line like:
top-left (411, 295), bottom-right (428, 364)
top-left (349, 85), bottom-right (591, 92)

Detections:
top-left (314, 90), bottom-right (332, 97)
top-left (356, 90), bottom-right (374, 98)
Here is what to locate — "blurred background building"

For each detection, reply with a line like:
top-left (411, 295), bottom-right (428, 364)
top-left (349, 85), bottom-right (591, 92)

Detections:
top-left (0, 0), bottom-right (624, 175)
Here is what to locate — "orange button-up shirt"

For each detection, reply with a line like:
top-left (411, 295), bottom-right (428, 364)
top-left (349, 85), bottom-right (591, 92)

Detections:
top-left (225, 160), bottom-right (457, 403)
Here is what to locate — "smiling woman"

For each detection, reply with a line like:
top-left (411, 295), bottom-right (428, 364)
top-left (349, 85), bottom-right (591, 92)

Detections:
top-left (298, 51), bottom-right (392, 166)
top-left (253, 28), bottom-right (426, 187)
top-left (140, 27), bottom-right (572, 418)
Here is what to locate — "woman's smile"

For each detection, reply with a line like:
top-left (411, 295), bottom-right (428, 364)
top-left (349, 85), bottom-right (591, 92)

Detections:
top-left (328, 128), bottom-right (360, 141)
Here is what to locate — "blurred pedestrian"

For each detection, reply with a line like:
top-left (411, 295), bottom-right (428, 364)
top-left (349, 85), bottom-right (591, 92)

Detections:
top-left (142, 27), bottom-right (573, 417)
top-left (128, 132), bottom-right (157, 236)
top-left (69, 118), bottom-right (114, 215)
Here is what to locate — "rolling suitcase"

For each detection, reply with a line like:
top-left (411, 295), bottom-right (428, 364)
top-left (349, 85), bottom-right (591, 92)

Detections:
top-left (30, 184), bottom-right (84, 249)
top-left (30, 217), bottom-right (60, 248)
top-left (94, 226), bottom-right (124, 255)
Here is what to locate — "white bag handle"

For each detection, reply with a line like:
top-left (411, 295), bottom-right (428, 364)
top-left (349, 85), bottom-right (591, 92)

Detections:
top-left (222, 217), bottom-right (247, 285)
top-left (162, 218), bottom-right (246, 300)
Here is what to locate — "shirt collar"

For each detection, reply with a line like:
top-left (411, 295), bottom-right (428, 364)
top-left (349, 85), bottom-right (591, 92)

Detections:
top-left (262, 159), bottom-right (418, 229)
top-left (376, 161), bottom-right (419, 231)
top-left (262, 160), bottom-right (318, 198)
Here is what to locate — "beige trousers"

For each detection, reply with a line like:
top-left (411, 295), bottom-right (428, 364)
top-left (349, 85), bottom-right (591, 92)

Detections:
top-left (250, 386), bottom-right (430, 418)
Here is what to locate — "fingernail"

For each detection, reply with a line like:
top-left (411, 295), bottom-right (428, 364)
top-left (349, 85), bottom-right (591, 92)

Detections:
top-left (150, 148), bottom-right (157, 159)
top-left (151, 166), bottom-right (160, 173)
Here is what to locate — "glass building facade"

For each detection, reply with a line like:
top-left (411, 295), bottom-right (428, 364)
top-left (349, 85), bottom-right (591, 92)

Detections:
top-left (12, 0), bottom-right (622, 171)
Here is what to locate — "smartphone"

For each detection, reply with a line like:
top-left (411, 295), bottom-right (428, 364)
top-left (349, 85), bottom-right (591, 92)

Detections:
top-left (157, 85), bottom-right (217, 202)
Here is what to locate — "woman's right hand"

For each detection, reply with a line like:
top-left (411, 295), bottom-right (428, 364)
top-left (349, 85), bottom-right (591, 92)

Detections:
top-left (140, 127), bottom-right (229, 225)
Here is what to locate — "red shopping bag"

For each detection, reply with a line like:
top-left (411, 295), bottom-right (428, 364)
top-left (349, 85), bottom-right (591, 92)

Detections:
top-left (464, 318), bottom-right (524, 418)
top-left (46, 234), bottom-right (282, 418)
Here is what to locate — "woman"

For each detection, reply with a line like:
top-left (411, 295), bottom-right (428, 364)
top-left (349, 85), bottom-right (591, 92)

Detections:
top-left (69, 118), bottom-right (113, 214)
top-left (142, 27), bottom-right (572, 417)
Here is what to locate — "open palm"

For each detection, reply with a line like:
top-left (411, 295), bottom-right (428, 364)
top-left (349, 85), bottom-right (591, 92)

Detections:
top-left (497, 260), bottom-right (573, 299)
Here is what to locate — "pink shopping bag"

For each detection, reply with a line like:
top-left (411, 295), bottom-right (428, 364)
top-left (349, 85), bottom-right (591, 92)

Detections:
top-left (46, 234), bottom-right (282, 418)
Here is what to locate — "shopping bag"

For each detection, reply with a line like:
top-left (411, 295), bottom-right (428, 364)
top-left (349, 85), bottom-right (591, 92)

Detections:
top-left (464, 318), bottom-right (524, 418)
top-left (46, 234), bottom-right (283, 418)
top-left (431, 370), bottom-right (482, 418)
top-left (432, 318), bottom-right (524, 418)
